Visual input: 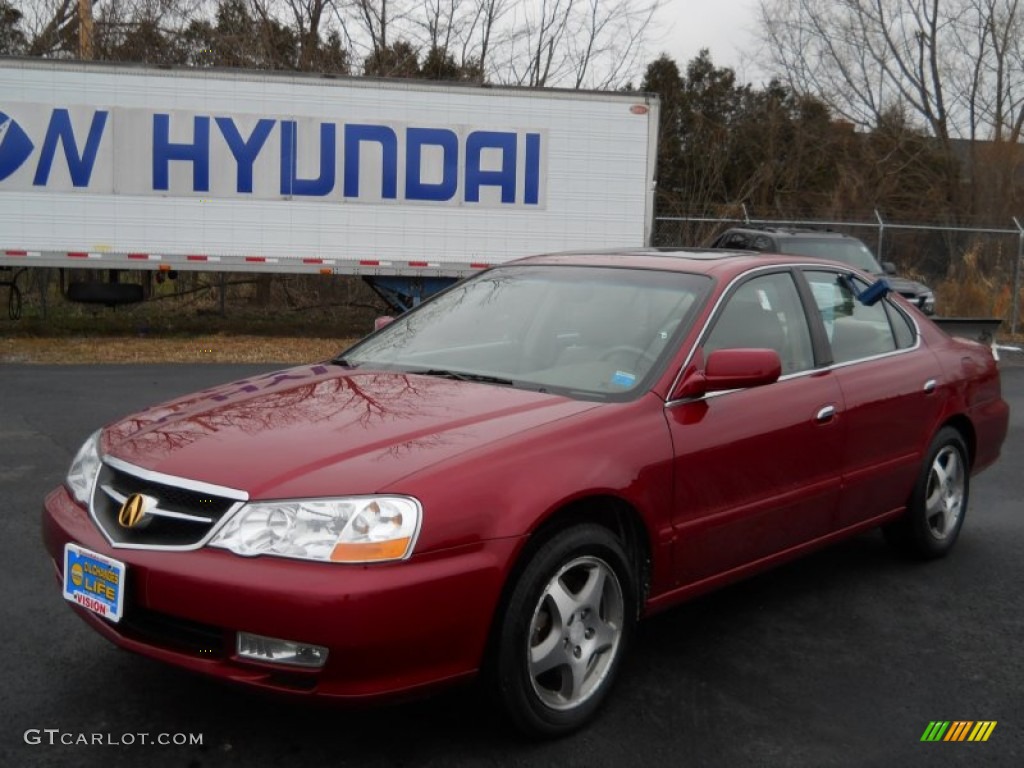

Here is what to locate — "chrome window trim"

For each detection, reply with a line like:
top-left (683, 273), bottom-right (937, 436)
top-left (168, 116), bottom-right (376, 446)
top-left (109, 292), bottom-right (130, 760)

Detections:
top-left (665, 262), bottom-right (923, 407)
top-left (89, 455), bottom-right (249, 551)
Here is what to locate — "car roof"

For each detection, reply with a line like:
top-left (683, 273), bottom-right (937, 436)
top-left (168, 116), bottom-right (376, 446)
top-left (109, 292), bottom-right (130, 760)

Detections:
top-left (507, 248), bottom-right (808, 278)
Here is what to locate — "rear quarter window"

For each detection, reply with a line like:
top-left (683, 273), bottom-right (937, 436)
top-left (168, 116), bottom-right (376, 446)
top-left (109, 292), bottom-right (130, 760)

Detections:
top-left (885, 301), bottom-right (916, 349)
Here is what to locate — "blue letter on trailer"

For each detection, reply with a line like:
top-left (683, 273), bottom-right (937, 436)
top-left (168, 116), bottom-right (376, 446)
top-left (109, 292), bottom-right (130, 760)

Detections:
top-left (32, 109), bottom-right (108, 188)
top-left (216, 117), bottom-right (275, 194)
top-left (465, 131), bottom-right (516, 204)
top-left (405, 128), bottom-right (458, 202)
top-left (344, 124), bottom-right (398, 199)
top-left (153, 114), bottom-right (210, 192)
top-left (280, 121), bottom-right (336, 197)
top-left (280, 120), bottom-right (335, 196)
top-left (524, 133), bottom-right (541, 205)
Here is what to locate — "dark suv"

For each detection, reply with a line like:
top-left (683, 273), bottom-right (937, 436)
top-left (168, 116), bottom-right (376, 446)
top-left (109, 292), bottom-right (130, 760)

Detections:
top-left (708, 227), bottom-right (936, 314)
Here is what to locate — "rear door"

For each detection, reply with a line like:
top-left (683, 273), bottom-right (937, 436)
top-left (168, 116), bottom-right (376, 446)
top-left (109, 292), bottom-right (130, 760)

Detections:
top-left (801, 269), bottom-right (944, 529)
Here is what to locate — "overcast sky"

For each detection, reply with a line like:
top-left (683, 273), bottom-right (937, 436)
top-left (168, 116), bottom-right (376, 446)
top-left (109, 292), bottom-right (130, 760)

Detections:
top-left (650, 0), bottom-right (767, 83)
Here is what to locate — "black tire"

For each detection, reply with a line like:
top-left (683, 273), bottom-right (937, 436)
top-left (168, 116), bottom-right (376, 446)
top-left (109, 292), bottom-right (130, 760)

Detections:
top-left (493, 524), bottom-right (636, 737)
top-left (884, 427), bottom-right (969, 559)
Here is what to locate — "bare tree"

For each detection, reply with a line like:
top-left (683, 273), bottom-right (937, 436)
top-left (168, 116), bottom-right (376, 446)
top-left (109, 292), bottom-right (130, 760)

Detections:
top-left (248, 0), bottom-right (331, 70)
top-left (21, 0), bottom-right (77, 56)
top-left (0, 1), bottom-right (29, 54)
top-left (329, 0), bottom-right (656, 87)
top-left (758, 0), bottom-right (1024, 218)
top-left (503, 0), bottom-right (574, 86)
top-left (566, 0), bottom-right (655, 89)
top-left (14, 0), bottom-right (660, 89)
top-left (492, 0), bottom-right (657, 88)
top-left (463, 0), bottom-right (509, 80)
top-left (333, 0), bottom-right (412, 70)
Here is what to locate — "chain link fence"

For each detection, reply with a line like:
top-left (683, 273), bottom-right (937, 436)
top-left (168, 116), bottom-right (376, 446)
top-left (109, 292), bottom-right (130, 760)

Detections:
top-left (654, 210), bottom-right (1024, 335)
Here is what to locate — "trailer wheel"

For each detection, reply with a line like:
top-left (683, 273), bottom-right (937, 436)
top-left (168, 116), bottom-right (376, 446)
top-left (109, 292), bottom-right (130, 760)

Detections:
top-left (7, 283), bottom-right (20, 320)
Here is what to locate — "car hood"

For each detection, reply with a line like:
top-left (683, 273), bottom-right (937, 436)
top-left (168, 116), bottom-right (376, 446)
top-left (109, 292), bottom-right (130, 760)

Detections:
top-left (101, 363), bottom-right (599, 499)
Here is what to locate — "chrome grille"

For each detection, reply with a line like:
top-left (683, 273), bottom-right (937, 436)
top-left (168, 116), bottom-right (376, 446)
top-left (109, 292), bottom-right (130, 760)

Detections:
top-left (90, 457), bottom-right (248, 550)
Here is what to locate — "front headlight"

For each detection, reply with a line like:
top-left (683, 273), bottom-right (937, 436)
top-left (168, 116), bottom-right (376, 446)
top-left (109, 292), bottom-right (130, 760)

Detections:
top-left (921, 291), bottom-right (936, 314)
top-left (209, 496), bottom-right (422, 564)
top-left (66, 430), bottom-right (102, 505)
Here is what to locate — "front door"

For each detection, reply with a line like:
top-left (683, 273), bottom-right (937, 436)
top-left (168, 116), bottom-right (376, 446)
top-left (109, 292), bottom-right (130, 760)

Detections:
top-left (667, 270), bottom-right (846, 585)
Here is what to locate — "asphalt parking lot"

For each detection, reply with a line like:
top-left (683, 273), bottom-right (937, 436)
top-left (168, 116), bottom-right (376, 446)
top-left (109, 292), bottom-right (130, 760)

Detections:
top-left (1, 362), bottom-right (1021, 768)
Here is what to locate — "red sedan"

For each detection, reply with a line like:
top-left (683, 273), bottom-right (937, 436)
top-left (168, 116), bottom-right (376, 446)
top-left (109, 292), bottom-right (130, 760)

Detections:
top-left (43, 250), bottom-right (1009, 736)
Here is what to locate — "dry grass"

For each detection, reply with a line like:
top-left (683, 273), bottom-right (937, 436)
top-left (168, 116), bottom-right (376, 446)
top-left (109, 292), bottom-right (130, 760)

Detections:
top-left (1, 271), bottom-right (379, 364)
top-left (0, 334), bottom-right (356, 365)
top-left (933, 243), bottom-right (1023, 336)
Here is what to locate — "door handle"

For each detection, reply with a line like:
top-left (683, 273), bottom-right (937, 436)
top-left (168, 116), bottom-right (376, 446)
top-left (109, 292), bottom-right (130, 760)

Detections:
top-left (815, 405), bottom-right (837, 423)
top-left (924, 379), bottom-right (937, 393)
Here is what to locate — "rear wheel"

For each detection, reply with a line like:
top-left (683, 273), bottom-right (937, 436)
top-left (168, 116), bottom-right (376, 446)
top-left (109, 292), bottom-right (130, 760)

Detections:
top-left (493, 524), bottom-right (636, 737)
top-left (884, 427), bottom-right (969, 559)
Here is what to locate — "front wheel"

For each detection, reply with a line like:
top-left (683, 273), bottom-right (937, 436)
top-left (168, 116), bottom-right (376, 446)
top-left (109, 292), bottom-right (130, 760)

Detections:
top-left (493, 524), bottom-right (636, 737)
top-left (884, 427), bottom-right (969, 559)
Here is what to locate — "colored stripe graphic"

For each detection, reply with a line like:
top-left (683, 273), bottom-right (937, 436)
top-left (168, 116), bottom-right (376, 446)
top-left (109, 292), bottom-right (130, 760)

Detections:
top-left (921, 721), bottom-right (996, 742)
top-left (944, 721), bottom-right (971, 741)
top-left (968, 722), bottom-right (997, 742)
top-left (921, 721), bottom-right (950, 741)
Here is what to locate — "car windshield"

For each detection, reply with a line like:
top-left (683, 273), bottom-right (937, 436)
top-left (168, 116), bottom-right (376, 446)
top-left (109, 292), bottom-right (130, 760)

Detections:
top-left (778, 238), bottom-right (883, 273)
top-left (341, 265), bottom-right (712, 400)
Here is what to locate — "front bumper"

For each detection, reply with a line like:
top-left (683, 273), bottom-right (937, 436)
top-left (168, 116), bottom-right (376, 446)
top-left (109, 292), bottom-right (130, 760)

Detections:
top-left (43, 485), bottom-right (522, 700)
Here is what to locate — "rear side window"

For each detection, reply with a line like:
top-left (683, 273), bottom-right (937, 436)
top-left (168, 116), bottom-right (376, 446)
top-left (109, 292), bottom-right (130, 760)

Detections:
top-left (804, 270), bottom-right (898, 363)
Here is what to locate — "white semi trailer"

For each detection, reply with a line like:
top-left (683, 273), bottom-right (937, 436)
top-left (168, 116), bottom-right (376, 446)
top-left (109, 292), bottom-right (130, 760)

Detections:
top-left (0, 58), bottom-right (659, 310)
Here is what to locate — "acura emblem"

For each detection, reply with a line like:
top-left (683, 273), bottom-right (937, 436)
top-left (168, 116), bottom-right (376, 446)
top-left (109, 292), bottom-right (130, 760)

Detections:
top-left (118, 493), bottom-right (150, 528)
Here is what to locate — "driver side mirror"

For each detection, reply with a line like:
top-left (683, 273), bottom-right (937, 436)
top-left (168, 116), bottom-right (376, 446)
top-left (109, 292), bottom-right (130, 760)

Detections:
top-left (882, 261), bottom-right (897, 275)
top-left (673, 348), bottom-right (782, 400)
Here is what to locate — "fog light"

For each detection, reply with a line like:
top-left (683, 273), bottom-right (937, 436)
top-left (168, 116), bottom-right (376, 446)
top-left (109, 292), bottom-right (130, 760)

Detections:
top-left (236, 632), bottom-right (328, 668)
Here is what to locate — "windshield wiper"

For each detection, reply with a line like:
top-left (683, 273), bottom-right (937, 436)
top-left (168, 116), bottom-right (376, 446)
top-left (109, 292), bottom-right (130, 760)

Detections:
top-left (418, 369), bottom-right (516, 386)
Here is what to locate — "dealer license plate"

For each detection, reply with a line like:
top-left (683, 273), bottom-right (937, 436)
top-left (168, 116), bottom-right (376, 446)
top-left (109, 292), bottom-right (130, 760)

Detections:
top-left (63, 543), bottom-right (126, 623)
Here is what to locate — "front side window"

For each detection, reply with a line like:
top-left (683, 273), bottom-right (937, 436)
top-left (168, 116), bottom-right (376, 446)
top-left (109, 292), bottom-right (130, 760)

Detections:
top-left (703, 271), bottom-right (814, 375)
top-left (804, 270), bottom-right (898, 363)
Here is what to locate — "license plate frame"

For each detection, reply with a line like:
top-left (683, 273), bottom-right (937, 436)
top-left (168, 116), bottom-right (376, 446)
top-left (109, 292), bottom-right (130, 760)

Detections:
top-left (63, 543), bottom-right (126, 623)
